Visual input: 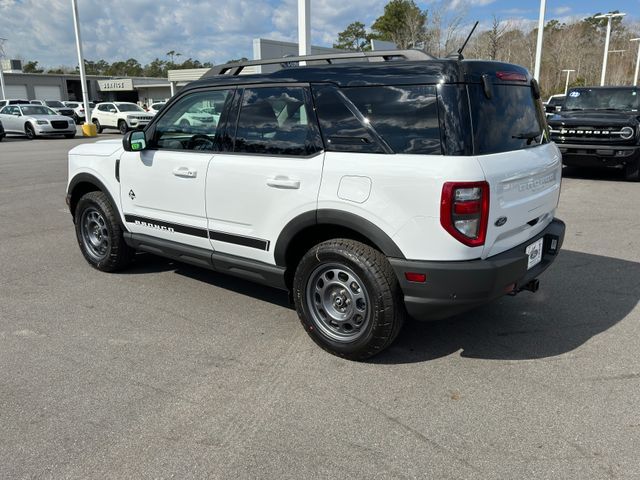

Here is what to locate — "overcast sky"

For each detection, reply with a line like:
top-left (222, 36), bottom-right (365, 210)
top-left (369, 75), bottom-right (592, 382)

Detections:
top-left (0, 0), bottom-right (637, 68)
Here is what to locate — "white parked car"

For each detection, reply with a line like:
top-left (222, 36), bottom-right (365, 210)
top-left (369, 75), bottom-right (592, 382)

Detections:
top-left (91, 102), bottom-right (154, 134)
top-left (0, 99), bottom-right (30, 108)
top-left (0, 104), bottom-right (76, 139)
top-left (63, 101), bottom-right (96, 124)
top-left (147, 102), bottom-right (166, 115)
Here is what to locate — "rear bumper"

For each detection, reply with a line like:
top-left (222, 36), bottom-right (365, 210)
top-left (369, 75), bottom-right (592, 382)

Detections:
top-left (390, 219), bottom-right (565, 321)
top-left (556, 143), bottom-right (640, 169)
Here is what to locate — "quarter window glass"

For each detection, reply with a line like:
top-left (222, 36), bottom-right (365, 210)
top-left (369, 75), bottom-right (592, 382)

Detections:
top-left (343, 85), bottom-right (442, 155)
top-left (312, 86), bottom-right (382, 153)
top-left (234, 87), bottom-right (320, 156)
top-left (154, 89), bottom-right (233, 151)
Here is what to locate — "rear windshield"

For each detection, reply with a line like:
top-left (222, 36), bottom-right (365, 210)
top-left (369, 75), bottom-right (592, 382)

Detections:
top-left (469, 84), bottom-right (548, 155)
top-left (564, 88), bottom-right (639, 112)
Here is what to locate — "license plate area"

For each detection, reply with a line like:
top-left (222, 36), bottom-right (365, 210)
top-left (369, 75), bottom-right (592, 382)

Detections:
top-left (526, 238), bottom-right (544, 270)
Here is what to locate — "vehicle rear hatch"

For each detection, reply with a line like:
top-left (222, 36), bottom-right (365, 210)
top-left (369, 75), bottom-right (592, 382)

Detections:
top-left (463, 63), bottom-right (562, 259)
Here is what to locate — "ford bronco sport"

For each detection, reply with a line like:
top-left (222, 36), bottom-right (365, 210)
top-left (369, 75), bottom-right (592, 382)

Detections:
top-left (67, 50), bottom-right (565, 360)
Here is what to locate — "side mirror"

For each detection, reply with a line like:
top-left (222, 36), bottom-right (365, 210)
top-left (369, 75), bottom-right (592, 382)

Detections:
top-left (13, 112), bottom-right (21, 116)
top-left (109, 108), bottom-right (117, 113)
top-left (123, 130), bottom-right (147, 152)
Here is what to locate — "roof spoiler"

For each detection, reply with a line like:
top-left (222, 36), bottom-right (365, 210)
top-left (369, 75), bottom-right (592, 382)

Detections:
top-left (204, 49), bottom-right (436, 77)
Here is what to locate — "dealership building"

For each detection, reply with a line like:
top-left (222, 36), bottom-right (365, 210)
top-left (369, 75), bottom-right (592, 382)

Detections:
top-left (1, 61), bottom-right (172, 105)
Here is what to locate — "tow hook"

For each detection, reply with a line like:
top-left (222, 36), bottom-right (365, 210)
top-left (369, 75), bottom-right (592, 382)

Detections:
top-left (508, 279), bottom-right (540, 296)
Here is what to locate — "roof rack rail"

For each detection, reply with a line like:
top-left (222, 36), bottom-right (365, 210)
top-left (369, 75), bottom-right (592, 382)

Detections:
top-left (204, 49), bottom-right (435, 77)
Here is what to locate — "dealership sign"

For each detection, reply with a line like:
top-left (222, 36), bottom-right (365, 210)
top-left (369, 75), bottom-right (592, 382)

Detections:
top-left (98, 79), bottom-right (134, 91)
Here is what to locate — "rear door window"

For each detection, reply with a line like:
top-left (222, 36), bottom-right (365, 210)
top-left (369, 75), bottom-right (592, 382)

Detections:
top-left (469, 84), bottom-right (548, 155)
top-left (233, 86), bottom-right (322, 156)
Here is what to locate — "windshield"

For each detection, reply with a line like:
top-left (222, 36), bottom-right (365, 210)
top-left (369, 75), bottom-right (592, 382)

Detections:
top-left (564, 88), bottom-right (639, 111)
top-left (116, 103), bottom-right (144, 112)
top-left (66, 103), bottom-right (79, 108)
top-left (21, 106), bottom-right (56, 116)
top-left (45, 101), bottom-right (65, 108)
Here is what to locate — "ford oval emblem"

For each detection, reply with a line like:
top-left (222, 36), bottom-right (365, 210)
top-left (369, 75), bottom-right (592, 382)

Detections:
top-left (495, 216), bottom-right (507, 227)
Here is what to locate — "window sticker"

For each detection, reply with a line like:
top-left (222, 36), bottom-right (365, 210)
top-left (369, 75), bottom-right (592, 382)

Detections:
top-left (569, 91), bottom-right (580, 98)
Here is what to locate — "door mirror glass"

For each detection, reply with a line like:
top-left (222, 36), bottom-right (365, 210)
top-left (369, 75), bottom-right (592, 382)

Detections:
top-left (123, 130), bottom-right (147, 152)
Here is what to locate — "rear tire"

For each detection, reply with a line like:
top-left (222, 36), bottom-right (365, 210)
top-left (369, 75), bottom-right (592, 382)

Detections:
top-left (293, 239), bottom-right (405, 360)
top-left (74, 191), bottom-right (135, 272)
top-left (92, 119), bottom-right (103, 134)
top-left (25, 123), bottom-right (36, 140)
top-left (118, 120), bottom-right (129, 135)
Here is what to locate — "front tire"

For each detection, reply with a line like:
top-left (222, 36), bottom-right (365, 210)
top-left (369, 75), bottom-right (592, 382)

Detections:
top-left (25, 123), bottom-right (36, 140)
top-left (74, 191), bottom-right (134, 272)
top-left (65, 133), bottom-right (76, 139)
top-left (92, 119), bottom-right (103, 134)
top-left (118, 120), bottom-right (129, 135)
top-left (293, 239), bottom-right (405, 360)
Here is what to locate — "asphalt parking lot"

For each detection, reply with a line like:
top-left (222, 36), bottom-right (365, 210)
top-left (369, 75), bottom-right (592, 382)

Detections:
top-left (1, 132), bottom-right (639, 479)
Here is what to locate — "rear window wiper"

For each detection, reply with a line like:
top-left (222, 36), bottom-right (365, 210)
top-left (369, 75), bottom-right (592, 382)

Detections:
top-left (512, 131), bottom-right (542, 144)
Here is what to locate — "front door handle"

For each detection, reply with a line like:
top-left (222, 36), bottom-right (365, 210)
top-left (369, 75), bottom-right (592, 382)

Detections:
top-left (173, 167), bottom-right (197, 178)
top-left (266, 176), bottom-right (300, 189)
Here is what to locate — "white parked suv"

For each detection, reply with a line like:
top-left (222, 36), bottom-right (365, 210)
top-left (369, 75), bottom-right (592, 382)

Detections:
top-left (91, 102), bottom-right (154, 134)
top-left (66, 51), bottom-right (565, 359)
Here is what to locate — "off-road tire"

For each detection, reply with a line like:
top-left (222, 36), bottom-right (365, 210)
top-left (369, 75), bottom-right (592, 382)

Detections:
top-left (93, 119), bottom-right (103, 134)
top-left (25, 123), bottom-right (36, 140)
top-left (118, 120), bottom-right (129, 135)
top-left (74, 191), bottom-right (134, 272)
top-left (293, 239), bottom-right (405, 360)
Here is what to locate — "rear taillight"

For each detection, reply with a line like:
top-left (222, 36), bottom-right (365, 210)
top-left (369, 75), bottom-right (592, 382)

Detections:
top-left (440, 181), bottom-right (489, 247)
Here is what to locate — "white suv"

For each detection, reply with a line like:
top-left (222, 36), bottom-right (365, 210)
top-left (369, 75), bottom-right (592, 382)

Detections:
top-left (91, 102), bottom-right (154, 134)
top-left (66, 51), bottom-right (565, 359)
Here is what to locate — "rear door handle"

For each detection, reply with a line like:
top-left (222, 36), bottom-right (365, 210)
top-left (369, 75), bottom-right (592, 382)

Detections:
top-left (173, 167), bottom-right (197, 178)
top-left (266, 176), bottom-right (300, 189)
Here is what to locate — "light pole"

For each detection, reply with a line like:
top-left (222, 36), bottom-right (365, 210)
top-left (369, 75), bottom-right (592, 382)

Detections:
top-left (71, 0), bottom-right (95, 136)
top-left (595, 12), bottom-right (626, 86)
top-left (298, 0), bottom-right (310, 64)
top-left (533, 0), bottom-right (546, 81)
top-left (631, 38), bottom-right (640, 86)
top-left (0, 38), bottom-right (7, 101)
top-left (562, 69), bottom-right (575, 95)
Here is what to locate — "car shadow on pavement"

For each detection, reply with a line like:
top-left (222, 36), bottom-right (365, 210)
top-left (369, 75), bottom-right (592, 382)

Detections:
top-left (123, 250), bottom-right (639, 364)
top-left (374, 250), bottom-right (640, 364)
top-left (125, 252), bottom-right (291, 308)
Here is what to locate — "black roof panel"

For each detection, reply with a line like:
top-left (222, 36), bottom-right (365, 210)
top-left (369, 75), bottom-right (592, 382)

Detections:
top-left (184, 59), bottom-right (531, 91)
